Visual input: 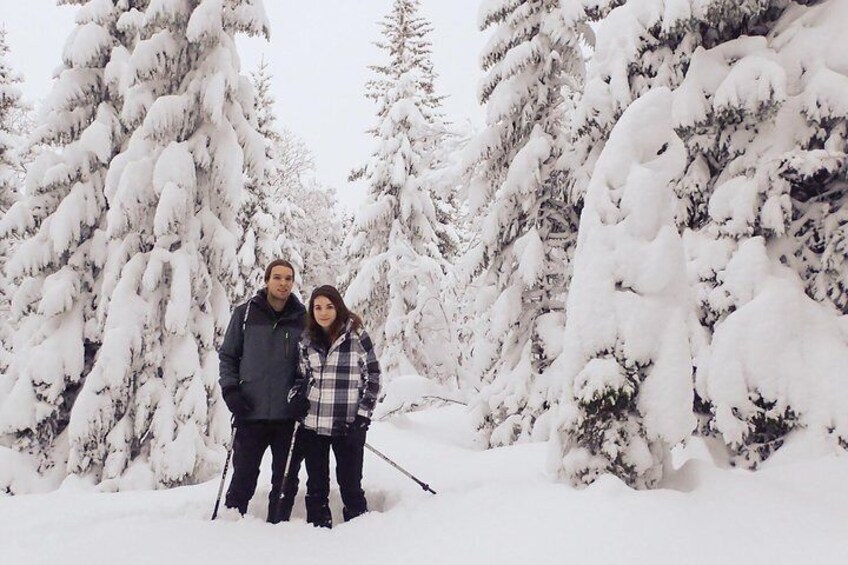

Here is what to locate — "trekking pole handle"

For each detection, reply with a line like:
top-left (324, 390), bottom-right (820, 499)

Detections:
top-left (364, 442), bottom-right (437, 495)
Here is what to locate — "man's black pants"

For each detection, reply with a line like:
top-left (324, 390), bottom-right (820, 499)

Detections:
top-left (301, 428), bottom-right (368, 527)
top-left (224, 420), bottom-right (304, 522)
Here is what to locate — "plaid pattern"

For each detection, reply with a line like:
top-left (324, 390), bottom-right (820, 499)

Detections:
top-left (296, 321), bottom-right (382, 436)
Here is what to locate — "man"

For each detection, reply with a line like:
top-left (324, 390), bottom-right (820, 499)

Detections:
top-left (218, 259), bottom-right (306, 523)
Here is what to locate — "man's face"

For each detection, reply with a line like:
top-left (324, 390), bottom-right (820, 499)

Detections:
top-left (267, 265), bottom-right (294, 302)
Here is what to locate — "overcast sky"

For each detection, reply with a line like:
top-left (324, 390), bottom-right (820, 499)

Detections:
top-left (0, 0), bottom-right (486, 211)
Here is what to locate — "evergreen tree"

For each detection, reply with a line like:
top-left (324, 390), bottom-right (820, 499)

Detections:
top-left (462, 0), bottom-right (586, 447)
top-left (548, 88), bottom-right (695, 489)
top-left (424, 121), bottom-right (467, 265)
top-left (344, 0), bottom-right (458, 388)
top-left (258, 125), bottom-right (347, 294)
top-left (232, 58), bottom-right (305, 306)
top-left (61, 0), bottom-right (269, 488)
top-left (0, 1), bottom-right (135, 472)
top-left (548, 0), bottom-right (848, 480)
top-left (0, 25), bottom-right (24, 218)
top-left (0, 24), bottom-right (28, 375)
top-left (291, 179), bottom-right (345, 293)
top-left (676, 0), bottom-right (848, 466)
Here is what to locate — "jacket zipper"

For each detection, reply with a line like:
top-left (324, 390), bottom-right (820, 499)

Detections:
top-left (315, 345), bottom-right (327, 433)
top-left (314, 332), bottom-right (350, 435)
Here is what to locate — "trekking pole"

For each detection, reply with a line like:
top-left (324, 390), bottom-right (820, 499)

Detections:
top-left (211, 417), bottom-right (236, 520)
top-left (273, 420), bottom-right (301, 520)
top-left (364, 442), bottom-right (437, 495)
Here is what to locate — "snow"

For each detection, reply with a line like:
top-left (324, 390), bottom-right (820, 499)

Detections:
top-left (708, 176), bottom-right (759, 236)
top-left (142, 94), bottom-right (194, 141)
top-left (713, 54), bottom-right (787, 116)
top-left (145, 0), bottom-right (194, 28)
top-left (187, 0), bottom-right (225, 44)
top-left (698, 238), bottom-right (848, 447)
top-left (128, 30), bottom-right (181, 86)
top-left (513, 226), bottom-right (545, 287)
top-left (1, 406), bottom-right (846, 564)
top-left (38, 268), bottom-right (80, 317)
top-left (46, 180), bottom-right (99, 256)
top-left (374, 374), bottom-right (462, 419)
top-left (62, 22), bottom-right (112, 70)
top-left (152, 142), bottom-right (196, 237)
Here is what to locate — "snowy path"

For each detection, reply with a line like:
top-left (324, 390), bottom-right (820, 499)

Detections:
top-left (2, 406), bottom-right (847, 565)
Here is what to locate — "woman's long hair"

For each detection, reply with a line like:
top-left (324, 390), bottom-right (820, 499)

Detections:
top-left (307, 285), bottom-right (362, 349)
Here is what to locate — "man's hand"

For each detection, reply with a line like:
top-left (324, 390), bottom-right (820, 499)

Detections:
top-left (222, 386), bottom-right (253, 418)
top-left (288, 392), bottom-right (310, 421)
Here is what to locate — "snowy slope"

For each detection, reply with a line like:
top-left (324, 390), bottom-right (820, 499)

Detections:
top-left (1, 406), bottom-right (846, 565)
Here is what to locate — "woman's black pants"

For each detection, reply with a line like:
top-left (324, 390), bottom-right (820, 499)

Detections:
top-left (300, 428), bottom-right (368, 527)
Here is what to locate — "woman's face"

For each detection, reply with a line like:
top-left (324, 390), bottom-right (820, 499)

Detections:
top-left (313, 296), bottom-right (337, 330)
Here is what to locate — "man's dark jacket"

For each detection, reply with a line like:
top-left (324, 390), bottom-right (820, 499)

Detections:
top-left (218, 289), bottom-right (306, 421)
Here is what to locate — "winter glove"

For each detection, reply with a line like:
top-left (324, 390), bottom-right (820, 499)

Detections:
top-left (287, 391), bottom-right (310, 422)
top-left (345, 415), bottom-right (370, 447)
top-left (222, 386), bottom-right (253, 419)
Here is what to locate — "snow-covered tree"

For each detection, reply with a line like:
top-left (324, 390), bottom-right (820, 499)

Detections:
top-left (0, 24), bottom-right (28, 375)
top-left (62, 0), bottom-right (270, 488)
top-left (232, 58), bottom-right (305, 306)
top-left (241, 60), bottom-right (342, 297)
top-left (674, 0), bottom-right (848, 466)
top-left (359, 0), bottom-right (460, 267)
top-left (0, 1), bottom-right (136, 472)
top-left (551, 0), bottom-right (848, 473)
top-left (344, 0), bottom-right (459, 389)
top-left (548, 88), bottom-right (695, 489)
top-left (424, 120), bottom-right (469, 266)
top-left (463, 0), bottom-right (586, 447)
top-left (0, 25), bottom-right (24, 218)
top-left (291, 179), bottom-right (345, 293)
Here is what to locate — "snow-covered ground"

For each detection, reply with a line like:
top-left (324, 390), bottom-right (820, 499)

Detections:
top-left (2, 405), bottom-right (846, 565)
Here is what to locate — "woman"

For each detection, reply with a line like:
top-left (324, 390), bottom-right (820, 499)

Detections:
top-left (288, 285), bottom-right (382, 528)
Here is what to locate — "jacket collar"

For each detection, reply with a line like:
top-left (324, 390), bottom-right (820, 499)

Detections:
top-left (251, 288), bottom-right (306, 320)
top-left (304, 318), bottom-right (355, 353)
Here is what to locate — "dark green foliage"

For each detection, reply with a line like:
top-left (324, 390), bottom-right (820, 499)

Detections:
top-left (730, 394), bottom-right (799, 469)
top-left (567, 353), bottom-right (662, 488)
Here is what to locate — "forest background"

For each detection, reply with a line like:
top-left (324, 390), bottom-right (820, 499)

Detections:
top-left (0, 0), bottom-right (846, 501)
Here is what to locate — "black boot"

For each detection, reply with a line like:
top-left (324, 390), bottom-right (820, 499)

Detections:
top-left (223, 494), bottom-right (248, 516)
top-left (305, 496), bottom-right (332, 528)
top-left (268, 494), bottom-right (295, 524)
top-left (342, 502), bottom-right (367, 522)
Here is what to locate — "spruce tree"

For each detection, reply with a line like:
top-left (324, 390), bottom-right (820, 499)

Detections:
top-left (463, 0), bottom-right (586, 447)
top-left (344, 0), bottom-right (458, 388)
top-left (0, 25), bottom-right (24, 219)
top-left (0, 1), bottom-right (135, 472)
top-left (548, 88), bottom-right (695, 489)
top-left (291, 179), bottom-right (345, 293)
top-left (62, 0), bottom-right (269, 488)
top-left (677, 0), bottom-right (848, 466)
top-left (0, 24), bottom-right (27, 375)
top-left (232, 58), bottom-right (305, 306)
top-left (548, 0), bottom-right (848, 480)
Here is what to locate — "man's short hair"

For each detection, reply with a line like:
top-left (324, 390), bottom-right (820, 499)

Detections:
top-left (264, 259), bottom-right (296, 282)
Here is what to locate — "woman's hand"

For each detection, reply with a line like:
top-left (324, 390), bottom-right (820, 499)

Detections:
top-left (345, 415), bottom-right (370, 446)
